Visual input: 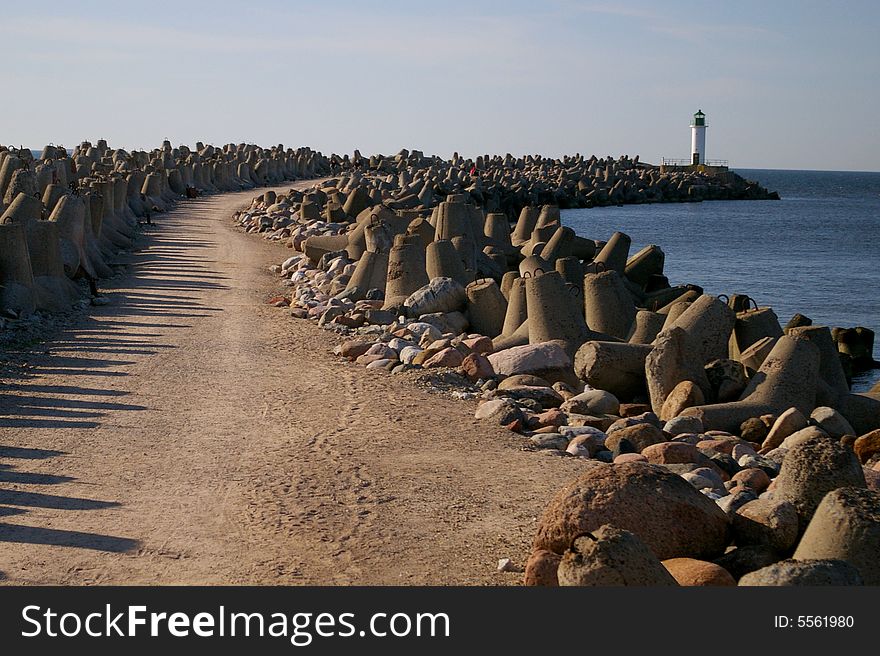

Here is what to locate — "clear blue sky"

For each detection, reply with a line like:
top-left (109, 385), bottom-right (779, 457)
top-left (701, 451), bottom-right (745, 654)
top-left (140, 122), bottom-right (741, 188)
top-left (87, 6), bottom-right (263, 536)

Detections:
top-left (3, 0), bottom-right (878, 170)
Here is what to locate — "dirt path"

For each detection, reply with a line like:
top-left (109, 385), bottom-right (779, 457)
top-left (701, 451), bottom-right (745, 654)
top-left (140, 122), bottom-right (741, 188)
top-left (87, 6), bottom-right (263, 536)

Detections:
top-left (0, 185), bottom-right (584, 585)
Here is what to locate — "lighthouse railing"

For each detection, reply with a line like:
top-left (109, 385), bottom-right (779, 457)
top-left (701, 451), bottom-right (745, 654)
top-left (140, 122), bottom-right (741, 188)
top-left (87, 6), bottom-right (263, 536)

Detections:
top-left (660, 158), bottom-right (729, 167)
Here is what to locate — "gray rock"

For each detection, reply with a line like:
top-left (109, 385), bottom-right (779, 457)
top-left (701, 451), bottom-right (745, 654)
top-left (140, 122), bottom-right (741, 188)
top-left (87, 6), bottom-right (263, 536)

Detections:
top-left (664, 415), bottom-right (704, 436)
top-left (716, 489), bottom-right (758, 516)
top-left (738, 559), bottom-right (863, 586)
top-left (793, 487), bottom-right (880, 585)
top-left (530, 433), bottom-right (570, 450)
top-left (474, 399), bottom-right (524, 426)
top-left (809, 406), bottom-right (856, 439)
top-left (557, 525), bottom-right (678, 586)
top-left (560, 389), bottom-right (620, 416)
top-left (419, 311), bottom-right (469, 335)
top-left (404, 277), bottom-right (466, 316)
top-left (714, 545), bottom-right (782, 581)
top-left (775, 438), bottom-right (866, 523)
top-left (733, 499), bottom-right (800, 552)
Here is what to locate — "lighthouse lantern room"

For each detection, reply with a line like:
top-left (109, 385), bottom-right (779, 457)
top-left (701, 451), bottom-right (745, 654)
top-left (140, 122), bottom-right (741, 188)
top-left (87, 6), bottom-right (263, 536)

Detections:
top-left (691, 110), bottom-right (707, 165)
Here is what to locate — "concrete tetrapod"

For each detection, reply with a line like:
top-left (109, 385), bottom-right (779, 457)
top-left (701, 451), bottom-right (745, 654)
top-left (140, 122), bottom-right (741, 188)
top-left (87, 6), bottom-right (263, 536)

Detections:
top-left (652, 288), bottom-right (701, 313)
top-left (834, 393), bottom-right (880, 435)
top-left (628, 310), bottom-right (666, 345)
top-left (519, 254), bottom-right (551, 279)
top-left (787, 326), bottom-right (850, 407)
top-left (588, 231), bottom-right (631, 274)
top-left (624, 244), bottom-right (665, 288)
top-left (511, 206), bottom-right (540, 246)
top-left (492, 318), bottom-right (530, 351)
top-left (730, 307), bottom-right (783, 360)
top-left (48, 195), bottom-right (86, 278)
top-left (501, 277), bottom-right (528, 337)
top-left (433, 200), bottom-right (476, 243)
top-left (425, 239), bottom-right (470, 287)
top-left (383, 234), bottom-right (428, 307)
top-left (81, 193), bottom-right (115, 278)
top-left (540, 225), bottom-right (575, 265)
top-left (141, 172), bottom-right (168, 212)
top-left (0, 193), bottom-right (42, 225)
top-left (665, 295), bottom-right (736, 364)
top-left (26, 220), bottom-right (82, 311)
top-left (466, 279), bottom-right (507, 339)
top-left (680, 335), bottom-right (821, 432)
top-left (555, 256), bottom-right (584, 287)
top-left (340, 250), bottom-right (389, 301)
top-left (483, 212), bottom-right (513, 253)
top-left (525, 270), bottom-right (591, 357)
top-left (645, 296), bottom-right (736, 414)
top-left (583, 270), bottom-right (637, 340)
top-left (42, 183), bottom-right (67, 215)
top-left (114, 177), bottom-right (139, 225)
top-left (499, 270), bottom-right (519, 300)
top-left (740, 336), bottom-right (777, 371)
top-left (0, 222), bottom-right (37, 316)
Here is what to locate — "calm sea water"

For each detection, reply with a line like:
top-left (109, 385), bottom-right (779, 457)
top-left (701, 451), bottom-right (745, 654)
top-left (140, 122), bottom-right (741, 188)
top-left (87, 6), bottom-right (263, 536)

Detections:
top-left (563, 169), bottom-right (880, 392)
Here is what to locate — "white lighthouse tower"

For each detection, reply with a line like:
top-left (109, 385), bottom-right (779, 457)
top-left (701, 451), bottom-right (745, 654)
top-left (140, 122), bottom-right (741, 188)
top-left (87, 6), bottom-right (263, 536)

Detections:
top-left (690, 109), bottom-right (706, 165)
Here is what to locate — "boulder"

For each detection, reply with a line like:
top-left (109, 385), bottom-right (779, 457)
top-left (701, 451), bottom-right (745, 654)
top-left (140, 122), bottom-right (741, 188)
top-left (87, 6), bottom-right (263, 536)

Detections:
top-left (461, 353), bottom-right (494, 381)
top-left (793, 487), bottom-right (880, 585)
top-left (714, 545), bottom-right (782, 581)
top-left (499, 385), bottom-right (564, 408)
top-left (854, 429), bottom-right (880, 464)
top-left (738, 559), bottom-right (863, 586)
top-left (523, 549), bottom-right (560, 586)
top-left (475, 399), bottom-right (524, 426)
top-left (662, 558), bottom-right (736, 586)
top-left (559, 389), bottom-right (620, 416)
top-left (419, 311), bottom-right (469, 336)
top-left (774, 438), bottom-right (866, 523)
top-left (739, 417), bottom-right (769, 443)
top-left (498, 374), bottom-right (552, 389)
top-left (557, 525), bottom-right (678, 586)
top-left (487, 341), bottom-right (571, 378)
top-left (810, 406), bottom-right (855, 439)
top-left (779, 425), bottom-right (829, 449)
top-left (761, 407), bottom-right (808, 452)
top-left (641, 442), bottom-right (702, 465)
top-left (660, 380), bottom-right (705, 421)
top-left (422, 347), bottom-right (464, 369)
top-left (730, 468), bottom-right (771, 493)
top-left (664, 415), bottom-right (704, 436)
top-left (733, 499), bottom-right (800, 552)
top-left (403, 277), bottom-right (466, 316)
top-left (604, 423), bottom-right (666, 453)
top-left (533, 462), bottom-right (730, 559)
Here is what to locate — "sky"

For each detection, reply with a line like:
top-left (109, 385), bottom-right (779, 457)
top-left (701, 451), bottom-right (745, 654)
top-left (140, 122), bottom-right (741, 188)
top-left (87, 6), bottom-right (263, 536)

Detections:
top-left (2, 0), bottom-right (878, 171)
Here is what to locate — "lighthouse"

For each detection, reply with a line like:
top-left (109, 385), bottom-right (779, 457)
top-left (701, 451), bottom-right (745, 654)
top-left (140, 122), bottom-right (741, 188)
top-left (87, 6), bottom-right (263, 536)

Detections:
top-left (691, 109), bottom-right (706, 165)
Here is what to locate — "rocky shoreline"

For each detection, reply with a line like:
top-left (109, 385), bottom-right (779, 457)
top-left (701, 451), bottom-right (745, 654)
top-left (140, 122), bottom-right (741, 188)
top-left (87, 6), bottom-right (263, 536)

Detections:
top-left (237, 158), bottom-right (879, 587)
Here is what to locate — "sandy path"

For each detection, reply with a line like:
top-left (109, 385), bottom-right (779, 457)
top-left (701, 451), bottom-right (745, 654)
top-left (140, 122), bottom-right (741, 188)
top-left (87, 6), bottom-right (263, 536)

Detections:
top-left (0, 185), bottom-right (584, 585)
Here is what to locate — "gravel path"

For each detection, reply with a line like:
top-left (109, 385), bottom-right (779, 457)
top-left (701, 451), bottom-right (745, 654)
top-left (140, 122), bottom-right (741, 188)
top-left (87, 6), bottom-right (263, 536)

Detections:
top-left (0, 185), bottom-right (583, 585)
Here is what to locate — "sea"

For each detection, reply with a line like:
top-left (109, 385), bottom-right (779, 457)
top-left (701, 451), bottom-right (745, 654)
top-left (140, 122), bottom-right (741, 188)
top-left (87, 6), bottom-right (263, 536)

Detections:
top-left (562, 168), bottom-right (880, 392)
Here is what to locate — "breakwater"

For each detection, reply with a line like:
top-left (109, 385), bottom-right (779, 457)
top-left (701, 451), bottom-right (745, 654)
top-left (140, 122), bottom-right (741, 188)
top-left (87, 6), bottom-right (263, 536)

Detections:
top-left (0, 140), bottom-right (331, 327)
top-left (238, 160), bottom-right (879, 586)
